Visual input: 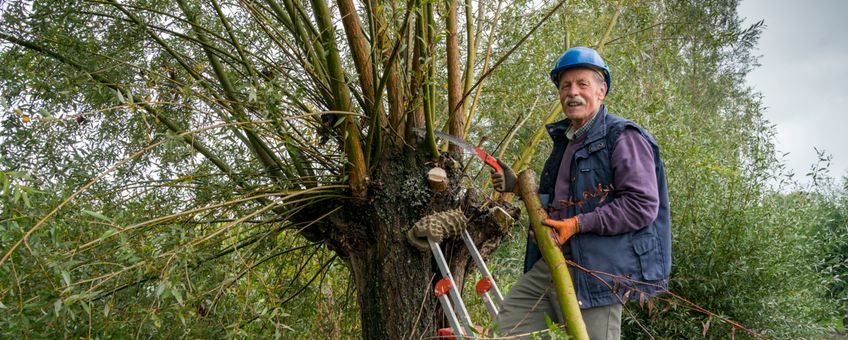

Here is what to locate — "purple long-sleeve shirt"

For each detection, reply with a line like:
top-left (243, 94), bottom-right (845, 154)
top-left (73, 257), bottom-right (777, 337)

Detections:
top-left (552, 127), bottom-right (659, 235)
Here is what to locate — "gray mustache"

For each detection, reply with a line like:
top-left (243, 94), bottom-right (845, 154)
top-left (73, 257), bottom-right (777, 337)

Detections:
top-left (565, 96), bottom-right (586, 106)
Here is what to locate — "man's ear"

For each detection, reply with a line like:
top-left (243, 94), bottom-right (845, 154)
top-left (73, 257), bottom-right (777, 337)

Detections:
top-left (598, 83), bottom-right (607, 100)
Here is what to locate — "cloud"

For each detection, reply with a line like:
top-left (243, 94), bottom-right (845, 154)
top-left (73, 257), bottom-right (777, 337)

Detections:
top-left (740, 0), bottom-right (848, 182)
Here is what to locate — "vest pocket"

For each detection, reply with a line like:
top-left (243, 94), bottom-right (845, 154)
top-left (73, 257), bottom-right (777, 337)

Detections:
top-left (632, 236), bottom-right (663, 281)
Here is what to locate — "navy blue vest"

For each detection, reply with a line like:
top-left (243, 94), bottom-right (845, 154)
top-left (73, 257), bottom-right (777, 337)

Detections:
top-left (524, 106), bottom-right (671, 308)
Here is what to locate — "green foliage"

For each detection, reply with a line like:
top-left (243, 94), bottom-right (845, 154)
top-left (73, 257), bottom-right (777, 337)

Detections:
top-left (1, 0), bottom-right (361, 336)
top-left (812, 175), bottom-right (848, 330)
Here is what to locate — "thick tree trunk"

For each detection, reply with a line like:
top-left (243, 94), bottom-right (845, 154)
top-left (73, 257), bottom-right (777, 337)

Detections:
top-left (320, 148), bottom-right (516, 338)
top-left (346, 233), bottom-right (437, 338)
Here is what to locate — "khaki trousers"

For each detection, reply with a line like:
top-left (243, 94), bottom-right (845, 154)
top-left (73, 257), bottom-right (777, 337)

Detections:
top-left (494, 260), bottom-right (622, 339)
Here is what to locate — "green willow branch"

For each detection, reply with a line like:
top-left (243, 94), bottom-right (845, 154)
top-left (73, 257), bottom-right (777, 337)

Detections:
top-left (103, 0), bottom-right (262, 153)
top-left (210, 0), bottom-right (257, 80)
top-left (0, 114), bottom-right (260, 267)
top-left (78, 9), bottom-right (242, 64)
top-left (279, 254), bottom-right (337, 307)
top-left (177, 0), bottom-right (291, 184)
top-left (91, 233), bottom-right (322, 301)
top-left (0, 32), bottom-right (249, 188)
top-left (417, 0), bottom-right (439, 159)
top-left (404, 7), bottom-right (425, 144)
top-left (237, 0), bottom-right (333, 107)
top-left (81, 187), bottom-right (343, 298)
top-left (595, 0), bottom-right (624, 52)
top-left (105, 0), bottom-right (215, 92)
top-left (372, 0), bottom-right (413, 114)
top-left (309, 0), bottom-right (368, 199)
top-left (461, 0), bottom-right (479, 99)
top-left (280, 0), bottom-right (332, 89)
top-left (367, 0), bottom-right (401, 153)
top-left (72, 191), bottom-right (304, 252)
top-left (452, 0), bottom-right (567, 119)
top-left (462, 0), bottom-right (503, 138)
top-left (235, 251), bottom-right (339, 328)
top-left (513, 102), bottom-right (561, 172)
top-left (496, 94), bottom-right (540, 161)
top-left (217, 242), bottom-right (320, 295)
top-left (367, 0), bottom-right (414, 161)
top-left (1, 31), bottom-right (342, 268)
top-left (258, 0), bottom-right (334, 105)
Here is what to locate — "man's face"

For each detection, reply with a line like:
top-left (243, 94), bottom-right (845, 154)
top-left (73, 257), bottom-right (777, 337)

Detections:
top-left (557, 68), bottom-right (607, 128)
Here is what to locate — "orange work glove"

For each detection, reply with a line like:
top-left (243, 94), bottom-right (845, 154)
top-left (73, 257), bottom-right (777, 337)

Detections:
top-left (541, 217), bottom-right (580, 246)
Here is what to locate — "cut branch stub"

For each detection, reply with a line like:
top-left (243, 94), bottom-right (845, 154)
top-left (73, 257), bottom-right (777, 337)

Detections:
top-left (427, 166), bottom-right (449, 191)
top-left (490, 206), bottom-right (514, 234)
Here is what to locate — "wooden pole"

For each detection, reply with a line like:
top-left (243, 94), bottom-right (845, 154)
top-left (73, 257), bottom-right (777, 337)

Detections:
top-left (517, 170), bottom-right (588, 340)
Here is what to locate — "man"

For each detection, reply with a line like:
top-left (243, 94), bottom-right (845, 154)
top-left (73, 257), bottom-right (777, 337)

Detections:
top-left (491, 46), bottom-right (671, 339)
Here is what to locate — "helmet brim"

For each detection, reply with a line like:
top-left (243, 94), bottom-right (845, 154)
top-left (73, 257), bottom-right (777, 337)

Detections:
top-left (550, 64), bottom-right (611, 95)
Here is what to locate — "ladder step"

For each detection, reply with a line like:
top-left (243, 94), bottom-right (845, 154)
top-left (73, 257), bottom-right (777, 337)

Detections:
top-left (475, 277), bottom-right (494, 295)
top-left (437, 327), bottom-right (458, 339)
top-left (428, 230), bottom-right (504, 338)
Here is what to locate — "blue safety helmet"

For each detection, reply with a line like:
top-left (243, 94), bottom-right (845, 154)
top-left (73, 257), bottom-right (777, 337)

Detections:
top-left (549, 46), bottom-right (611, 94)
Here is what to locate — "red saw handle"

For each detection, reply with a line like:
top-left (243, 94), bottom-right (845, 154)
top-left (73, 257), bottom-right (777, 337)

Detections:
top-left (475, 148), bottom-right (502, 173)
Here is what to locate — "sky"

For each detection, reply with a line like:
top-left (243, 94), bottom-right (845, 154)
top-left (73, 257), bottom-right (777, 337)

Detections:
top-left (738, 0), bottom-right (848, 185)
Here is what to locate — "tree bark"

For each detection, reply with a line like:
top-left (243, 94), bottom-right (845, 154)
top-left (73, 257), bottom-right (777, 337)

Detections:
top-left (345, 231), bottom-right (438, 339)
top-left (445, 0), bottom-right (465, 154)
top-left (337, 0), bottom-right (376, 116)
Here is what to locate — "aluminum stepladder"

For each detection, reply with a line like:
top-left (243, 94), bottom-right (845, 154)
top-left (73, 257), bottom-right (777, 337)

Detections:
top-left (429, 229), bottom-right (505, 339)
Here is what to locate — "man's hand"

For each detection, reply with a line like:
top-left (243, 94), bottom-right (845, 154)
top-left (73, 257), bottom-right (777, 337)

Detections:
top-left (490, 159), bottom-right (517, 193)
top-left (541, 217), bottom-right (580, 245)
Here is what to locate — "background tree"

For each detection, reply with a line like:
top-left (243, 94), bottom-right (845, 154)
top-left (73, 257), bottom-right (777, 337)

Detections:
top-left (0, 0), bottom-right (844, 338)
